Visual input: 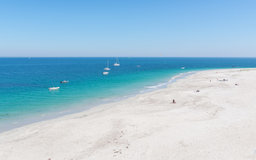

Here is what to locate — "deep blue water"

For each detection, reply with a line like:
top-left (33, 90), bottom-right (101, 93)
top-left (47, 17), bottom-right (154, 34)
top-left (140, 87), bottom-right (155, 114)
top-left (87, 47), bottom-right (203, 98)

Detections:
top-left (1, 57), bottom-right (256, 131)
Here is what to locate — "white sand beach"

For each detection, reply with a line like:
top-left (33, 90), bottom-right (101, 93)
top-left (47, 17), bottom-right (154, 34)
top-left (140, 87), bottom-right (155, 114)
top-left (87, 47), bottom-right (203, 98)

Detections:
top-left (1, 68), bottom-right (256, 160)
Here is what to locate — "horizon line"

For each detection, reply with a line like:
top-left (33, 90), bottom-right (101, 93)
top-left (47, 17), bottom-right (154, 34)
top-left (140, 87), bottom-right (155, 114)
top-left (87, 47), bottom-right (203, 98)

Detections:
top-left (1, 56), bottom-right (256, 58)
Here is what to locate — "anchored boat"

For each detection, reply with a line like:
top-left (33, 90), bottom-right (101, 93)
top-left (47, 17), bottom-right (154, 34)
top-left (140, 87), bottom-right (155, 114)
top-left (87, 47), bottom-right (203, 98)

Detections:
top-left (104, 61), bottom-right (111, 71)
top-left (48, 87), bottom-right (60, 91)
top-left (113, 58), bottom-right (120, 66)
top-left (60, 80), bottom-right (69, 83)
top-left (103, 71), bottom-right (109, 75)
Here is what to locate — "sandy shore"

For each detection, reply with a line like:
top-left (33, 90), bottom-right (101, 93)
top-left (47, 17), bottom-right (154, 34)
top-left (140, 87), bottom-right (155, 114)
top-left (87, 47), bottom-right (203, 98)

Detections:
top-left (1, 68), bottom-right (256, 160)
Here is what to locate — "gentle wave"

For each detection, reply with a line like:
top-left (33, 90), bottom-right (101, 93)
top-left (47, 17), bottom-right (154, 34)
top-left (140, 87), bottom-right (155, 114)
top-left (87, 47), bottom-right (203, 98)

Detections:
top-left (144, 82), bottom-right (167, 89)
top-left (143, 72), bottom-right (195, 91)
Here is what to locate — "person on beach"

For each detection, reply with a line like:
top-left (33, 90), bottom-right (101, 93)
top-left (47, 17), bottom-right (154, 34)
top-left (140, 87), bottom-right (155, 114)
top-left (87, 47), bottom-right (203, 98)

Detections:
top-left (172, 99), bottom-right (176, 104)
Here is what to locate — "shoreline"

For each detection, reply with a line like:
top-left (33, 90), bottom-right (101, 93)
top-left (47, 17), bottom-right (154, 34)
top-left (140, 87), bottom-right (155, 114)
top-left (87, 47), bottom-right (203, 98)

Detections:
top-left (1, 68), bottom-right (256, 160)
top-left (0, 70), bottom-right (196, 133)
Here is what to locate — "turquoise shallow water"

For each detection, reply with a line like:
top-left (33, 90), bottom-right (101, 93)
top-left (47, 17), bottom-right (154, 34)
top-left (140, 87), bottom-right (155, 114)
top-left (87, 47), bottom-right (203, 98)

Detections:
top-left (1, 57), bottom-right (256, 131)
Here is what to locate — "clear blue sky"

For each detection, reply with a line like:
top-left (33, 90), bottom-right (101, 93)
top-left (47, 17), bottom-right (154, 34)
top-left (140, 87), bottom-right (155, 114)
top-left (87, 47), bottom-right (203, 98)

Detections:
top-left (0, 0), bottom-right (255, 57)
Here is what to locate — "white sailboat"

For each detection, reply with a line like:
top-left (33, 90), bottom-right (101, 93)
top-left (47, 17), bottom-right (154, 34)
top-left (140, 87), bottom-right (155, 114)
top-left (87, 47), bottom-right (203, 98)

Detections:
top-left (113, 58), bottom-right (120, 66)
top-left (103, 71), bottom-right (109, 75)
top-left (104, 61), bottom-right (111, 71)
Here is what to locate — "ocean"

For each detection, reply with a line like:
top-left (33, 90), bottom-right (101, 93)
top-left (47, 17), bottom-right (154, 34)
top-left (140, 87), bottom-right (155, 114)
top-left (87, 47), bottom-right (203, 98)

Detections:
top-left (1, 57), bottom-right (256, 131)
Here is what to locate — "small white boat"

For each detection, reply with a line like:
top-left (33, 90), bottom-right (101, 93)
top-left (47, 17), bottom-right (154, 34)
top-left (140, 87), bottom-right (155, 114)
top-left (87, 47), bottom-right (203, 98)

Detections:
top-left (181, 67), bottom-right (185, 69)
top-left (60, 80), bottom-right (69, 83)
top-left (48, 87), bottom-right (60, 91)
top-left (113, 63), bottom-right (120, 67)
top-left (103, 71), bottom-right (109, 75)
top-left (113, 58), bottom-right (120, 66)
top-left (104, 61), bottom-right (111, 71)
top-left (104, 67), bottom-right (110, 71)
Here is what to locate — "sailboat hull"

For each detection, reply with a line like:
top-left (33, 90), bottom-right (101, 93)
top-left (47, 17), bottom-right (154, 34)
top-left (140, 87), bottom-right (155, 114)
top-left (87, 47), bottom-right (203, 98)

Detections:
top-left (104, 67), bottom-right (111, 71)
top-left (103, 72), bottom-right (109, 75)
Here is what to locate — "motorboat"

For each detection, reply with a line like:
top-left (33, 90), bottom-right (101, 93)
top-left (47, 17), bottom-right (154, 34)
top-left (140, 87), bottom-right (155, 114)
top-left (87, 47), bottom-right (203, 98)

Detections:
top-left (60, 80), bottom-right (69, 83)
top-left (48, 87), bottom-right (60, 91)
